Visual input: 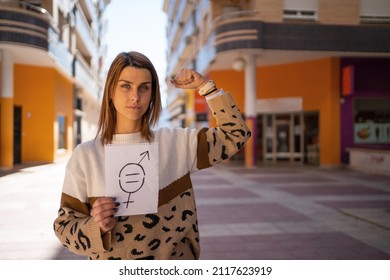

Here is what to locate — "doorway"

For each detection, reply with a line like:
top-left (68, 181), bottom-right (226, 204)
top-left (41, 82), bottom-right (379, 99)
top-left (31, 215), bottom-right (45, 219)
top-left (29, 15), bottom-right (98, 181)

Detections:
top-left (261, 112), bottom-right (319, 164)
top-left (262, 112), bottom-right (304, 163)
top-left (304, 112), bottom-right (319, 164)
top-left (14, 106), bottom-right (22, 164)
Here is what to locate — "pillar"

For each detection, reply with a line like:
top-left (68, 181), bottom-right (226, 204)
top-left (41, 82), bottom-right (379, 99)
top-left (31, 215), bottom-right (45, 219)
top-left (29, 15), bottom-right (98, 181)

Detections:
top-left (244, 54), bottom-right (257, 168)
top-left (0, 50), bottom-right (14, 169)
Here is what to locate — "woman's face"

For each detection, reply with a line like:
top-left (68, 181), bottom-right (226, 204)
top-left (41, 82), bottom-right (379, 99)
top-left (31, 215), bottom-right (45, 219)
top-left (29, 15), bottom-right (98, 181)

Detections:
top-left (112, 66), bottom-right (152, 133)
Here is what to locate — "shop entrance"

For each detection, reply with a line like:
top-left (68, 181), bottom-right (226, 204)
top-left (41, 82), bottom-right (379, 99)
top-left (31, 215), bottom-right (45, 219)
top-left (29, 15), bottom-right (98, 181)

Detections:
top-left (259, 112), bottom-right (319, 164)
top-left (262, 113), bottom-right (304, 162)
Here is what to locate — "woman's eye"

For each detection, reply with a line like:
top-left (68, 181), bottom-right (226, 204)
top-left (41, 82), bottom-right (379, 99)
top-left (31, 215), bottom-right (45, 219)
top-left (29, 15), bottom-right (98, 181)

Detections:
top-left (121, 84), bottom-right (130, 89)
top-left (139, 85), bottom-right (149, 92)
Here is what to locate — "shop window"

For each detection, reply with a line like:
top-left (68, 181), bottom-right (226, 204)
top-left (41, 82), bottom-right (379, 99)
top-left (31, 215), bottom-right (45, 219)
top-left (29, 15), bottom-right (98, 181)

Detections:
top-left (58, 115), bottom-right (67, 149)
top-left (354, 99), bottom-right (390, 144)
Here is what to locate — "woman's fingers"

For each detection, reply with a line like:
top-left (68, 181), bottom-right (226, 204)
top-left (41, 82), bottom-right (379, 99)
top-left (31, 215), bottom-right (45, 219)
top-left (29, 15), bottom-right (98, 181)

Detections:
top-left (171, 69), bottom-right (207, 89)
top-left (91, 197), bottom-right (118, 226)
top-left (97, 216), bottom-right (116, 233)
top-left (93, 206), bottom-right (117, 223)
top-left (172, 69), bottom-right (193, 85)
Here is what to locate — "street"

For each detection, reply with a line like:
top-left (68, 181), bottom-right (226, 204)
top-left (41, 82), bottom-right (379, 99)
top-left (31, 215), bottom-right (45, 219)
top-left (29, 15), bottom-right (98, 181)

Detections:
top-left (1, 159), bottom-right (390, 260)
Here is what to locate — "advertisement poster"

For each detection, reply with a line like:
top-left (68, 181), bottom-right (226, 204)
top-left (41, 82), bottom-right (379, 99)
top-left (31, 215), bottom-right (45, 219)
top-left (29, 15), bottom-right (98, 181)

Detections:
top-left (354, 123), bottom-right (390, 144)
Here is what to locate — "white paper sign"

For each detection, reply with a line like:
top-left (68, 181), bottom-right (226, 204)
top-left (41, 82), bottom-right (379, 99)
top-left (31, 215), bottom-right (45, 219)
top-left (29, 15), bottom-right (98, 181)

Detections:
top-left (104, 142), bottom-right (159, 216)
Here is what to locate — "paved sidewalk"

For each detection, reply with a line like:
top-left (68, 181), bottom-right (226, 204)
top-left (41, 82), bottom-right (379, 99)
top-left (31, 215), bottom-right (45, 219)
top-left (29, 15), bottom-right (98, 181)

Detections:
top-left (0, 159), bottom-right (389, 260)
top-left (196, 163), bottom-right (390, 259)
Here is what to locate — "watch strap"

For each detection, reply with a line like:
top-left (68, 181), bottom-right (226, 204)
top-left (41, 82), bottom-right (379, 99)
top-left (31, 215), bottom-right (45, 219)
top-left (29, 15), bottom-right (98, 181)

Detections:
top-left (198, 80), bottom-right (216, 96)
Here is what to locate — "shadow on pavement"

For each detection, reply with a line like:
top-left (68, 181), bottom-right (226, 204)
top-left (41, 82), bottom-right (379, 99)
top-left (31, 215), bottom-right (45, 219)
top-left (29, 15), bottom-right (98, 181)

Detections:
top-left (52, 247), bottom-right (87, 260)
top-left (0, 162), bottom-right (52, 177)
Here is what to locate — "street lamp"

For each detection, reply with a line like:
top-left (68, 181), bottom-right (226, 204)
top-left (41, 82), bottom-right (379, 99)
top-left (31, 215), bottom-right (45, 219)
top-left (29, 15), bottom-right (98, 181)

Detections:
top-left (232, 57), bottom-right (246, 71)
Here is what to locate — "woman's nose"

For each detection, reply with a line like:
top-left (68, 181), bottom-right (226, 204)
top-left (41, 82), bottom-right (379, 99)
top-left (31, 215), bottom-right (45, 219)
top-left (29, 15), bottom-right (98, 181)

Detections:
top-left (129, 90), bottom-right (139, 101)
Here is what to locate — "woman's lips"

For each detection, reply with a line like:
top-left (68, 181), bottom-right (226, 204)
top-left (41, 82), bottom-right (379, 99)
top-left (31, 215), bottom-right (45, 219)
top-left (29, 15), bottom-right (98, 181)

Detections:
top-left (126, 105), bottom-right (141, 110)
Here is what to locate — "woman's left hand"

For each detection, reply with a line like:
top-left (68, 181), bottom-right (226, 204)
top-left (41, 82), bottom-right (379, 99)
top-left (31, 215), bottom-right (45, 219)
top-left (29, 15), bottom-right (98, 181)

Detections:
top-left (171, 69), bottom-right (208, 91)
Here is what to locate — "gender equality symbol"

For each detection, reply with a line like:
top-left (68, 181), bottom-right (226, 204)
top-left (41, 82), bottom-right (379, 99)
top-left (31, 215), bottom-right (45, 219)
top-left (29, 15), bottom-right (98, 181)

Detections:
top-left (118, 151), bottom-right (150, 208)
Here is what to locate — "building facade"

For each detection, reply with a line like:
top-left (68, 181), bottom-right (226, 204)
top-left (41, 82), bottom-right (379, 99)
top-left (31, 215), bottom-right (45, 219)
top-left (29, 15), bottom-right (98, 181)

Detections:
top-left (0, 0), bottom-right (110, 169)
top-left (163, 0), bottom-right (390, 173)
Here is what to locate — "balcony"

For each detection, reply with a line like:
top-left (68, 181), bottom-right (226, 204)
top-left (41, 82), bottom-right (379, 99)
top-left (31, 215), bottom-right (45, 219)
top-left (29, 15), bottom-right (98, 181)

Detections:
top-left (48, 28), bottom-right (73, 76)
top-left (74, 51), bottom-right (99, 99)
top-left (195, 9), bottom-right (390, 73)
top-left (74, 3), bottom-right (96, 57)
top-left (0, 1), bottom-right (54, 50)
top-left (211, 10), bottom-right (390, 54)
top-left (167, 15), bottom-right (197, 75)
top-left (167, 0), bottom-right (192, 49)
top-left (0, 1), bottom-right (73, 74)
top-left (79, 0), bottom-right (95, 22)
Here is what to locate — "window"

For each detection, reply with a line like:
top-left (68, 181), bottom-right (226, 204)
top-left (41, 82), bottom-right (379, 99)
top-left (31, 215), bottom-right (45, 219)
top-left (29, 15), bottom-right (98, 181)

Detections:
top-left (354, 99), bottom-right (390, 144)
top-left (58, 115), bottom-right (67, 149)
top-left (360, 0), bottom-right (390, 23)
top-left (283, 0), bottom-right (318, 21)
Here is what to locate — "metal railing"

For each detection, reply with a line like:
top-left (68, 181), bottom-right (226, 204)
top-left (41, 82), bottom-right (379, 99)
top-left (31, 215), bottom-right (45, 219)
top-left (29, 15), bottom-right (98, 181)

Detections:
top-left (207, 10), bottom-right (259, 36)
top-left (0, 0), bottom-right (56, 28)
top-left (74, 3), bottom-right (96, 55)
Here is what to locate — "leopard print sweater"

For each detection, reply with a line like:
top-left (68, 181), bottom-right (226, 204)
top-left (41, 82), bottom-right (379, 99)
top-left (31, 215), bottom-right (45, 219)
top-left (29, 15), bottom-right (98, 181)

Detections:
top-left (53, 91), bottom-right (251, 260)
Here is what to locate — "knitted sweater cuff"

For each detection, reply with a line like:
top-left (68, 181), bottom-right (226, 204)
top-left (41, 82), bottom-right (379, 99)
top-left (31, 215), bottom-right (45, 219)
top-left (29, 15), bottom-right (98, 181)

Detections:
top-left (206, 91), bottom-right (235, 112)
top-left (88, 218), bottom-right (111, 253)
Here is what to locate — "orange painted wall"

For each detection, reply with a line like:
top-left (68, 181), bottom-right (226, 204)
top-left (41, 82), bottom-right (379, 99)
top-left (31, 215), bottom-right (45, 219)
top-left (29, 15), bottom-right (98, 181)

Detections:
top-left (13, 65), bottom-right (74, 163)
top-left (210, 70), bottom-right (246, 114)
top-left (259, 58), bottom-right (341, 166)
top-left (209, 70), bottom-right (245, 128)
top-left (54, 71), bottom-right (74, 154)
top-left (210, 58), bottom-right (341, 166)
top-left (0, 97), bottom-right (14, 168)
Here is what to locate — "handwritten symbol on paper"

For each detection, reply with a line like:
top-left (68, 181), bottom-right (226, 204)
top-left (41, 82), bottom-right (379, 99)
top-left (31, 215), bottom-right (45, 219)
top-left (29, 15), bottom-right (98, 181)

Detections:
top-left (118, 151), bottom-right (150, 208)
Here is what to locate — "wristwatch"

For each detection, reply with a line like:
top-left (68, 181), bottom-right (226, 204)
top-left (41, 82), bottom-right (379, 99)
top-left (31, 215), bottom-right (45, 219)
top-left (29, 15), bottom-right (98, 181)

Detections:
top-left (198, 80), bottom-right (216, 96)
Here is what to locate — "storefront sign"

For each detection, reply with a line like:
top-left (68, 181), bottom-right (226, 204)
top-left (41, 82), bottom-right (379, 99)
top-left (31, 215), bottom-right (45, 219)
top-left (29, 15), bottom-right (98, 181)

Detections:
top-left (354, 123), bottom-right (390, 144)
top-left (256, 97), bottom-right (302, 113)
top-left (342, 65), bottom-right (354, 96)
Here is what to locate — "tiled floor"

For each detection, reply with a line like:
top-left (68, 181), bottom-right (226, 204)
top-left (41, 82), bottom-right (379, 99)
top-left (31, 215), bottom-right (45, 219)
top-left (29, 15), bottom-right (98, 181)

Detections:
top-left (200, 232), bottom-right (390, 260)
top-left (193, 162), bottom-right (390, 260)
top-left (1, 160), bottom-right (390, 260)
top-left (277, 185), bottom-right (389, 196)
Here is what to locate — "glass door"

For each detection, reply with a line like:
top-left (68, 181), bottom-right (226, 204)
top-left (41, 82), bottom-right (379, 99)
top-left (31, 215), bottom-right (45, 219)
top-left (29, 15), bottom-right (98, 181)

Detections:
top-left (262, 112), bottom-right (304, 163)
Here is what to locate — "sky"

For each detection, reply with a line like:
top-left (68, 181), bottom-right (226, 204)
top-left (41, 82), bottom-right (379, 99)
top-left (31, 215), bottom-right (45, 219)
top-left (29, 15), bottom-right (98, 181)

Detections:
top-left (103, 0), bottom-right (167, 88)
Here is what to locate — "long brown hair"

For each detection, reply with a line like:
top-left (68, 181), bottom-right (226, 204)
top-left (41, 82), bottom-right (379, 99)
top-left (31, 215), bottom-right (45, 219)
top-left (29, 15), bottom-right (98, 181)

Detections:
top-left (96, 51), bottom-right (162, 145)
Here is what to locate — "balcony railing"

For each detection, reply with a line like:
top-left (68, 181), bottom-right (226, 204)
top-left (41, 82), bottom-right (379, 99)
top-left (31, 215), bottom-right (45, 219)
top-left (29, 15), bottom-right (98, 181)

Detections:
top-left (74, 3), bottom-right (96, 57)
top-left (208, 9), bottom-right (390, 54)
top-left (0, 0), bottom-right (56, 26)
top-left (0, 0), bottom-right (57, 49)
top-left (79, 0), bottom-right (95, 22)
top-left (207, 10), bottom-right (259, 38)
top-left (167, 0), bottom-right (192, 49)
top-left (74, 50), bottom-right (99, 99)
top-left (181, 10), bottom-right (260, 74)
top-left (167, 14), bottom-right (197, 75)
top-left (48, 27), bottom-right (73, 75)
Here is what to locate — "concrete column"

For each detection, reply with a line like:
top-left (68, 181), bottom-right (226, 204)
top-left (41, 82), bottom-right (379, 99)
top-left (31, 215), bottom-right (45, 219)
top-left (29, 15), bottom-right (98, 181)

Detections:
top-left (0, 50), bottom-right (14, 169)
top-left (244, 54), bottom-right (257, 168)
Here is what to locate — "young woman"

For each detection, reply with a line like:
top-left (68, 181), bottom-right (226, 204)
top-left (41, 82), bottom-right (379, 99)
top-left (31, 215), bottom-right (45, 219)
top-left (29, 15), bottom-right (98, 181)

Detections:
top-left (53, 51), bottom-right (251, 260)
